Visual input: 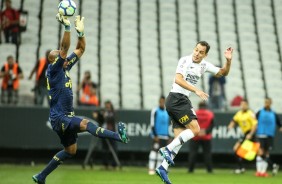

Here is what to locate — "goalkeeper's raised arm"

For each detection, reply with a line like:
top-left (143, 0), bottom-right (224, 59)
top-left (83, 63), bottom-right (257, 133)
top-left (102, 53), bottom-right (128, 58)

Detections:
top-left (56, 13), bottom-right (71, 59)
top-left (73, 15), bottom-right (85, 58)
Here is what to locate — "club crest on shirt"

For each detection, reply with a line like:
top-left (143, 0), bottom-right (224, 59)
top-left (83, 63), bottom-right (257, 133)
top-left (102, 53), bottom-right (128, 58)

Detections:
top-left (200, 63), bottom-right (206, 74)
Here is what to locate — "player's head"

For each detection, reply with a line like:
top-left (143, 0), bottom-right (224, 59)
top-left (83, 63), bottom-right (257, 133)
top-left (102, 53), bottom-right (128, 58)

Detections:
top-left (105, 100), bottom-right (114, 111)
top-left (48, 50), bottom-right (60, 63)
top-left (192, 41), bottom-right (210, 63)
top-left (84, 70), bottom-right (91, 80)
top-left (5, 0), bottom-right (11, 8)
top-left (264, 97), bottom-right (272, 109)
top-left (48, 50), bottom-right (68, 68)
top-left (240, 99), bottom-right (249, 111)
top-left (198, 101), bottom-right (207, 109)
top-left (7, 55), bottom-right (14, 66)
top-left (159, 95), bottom-right (166, 109)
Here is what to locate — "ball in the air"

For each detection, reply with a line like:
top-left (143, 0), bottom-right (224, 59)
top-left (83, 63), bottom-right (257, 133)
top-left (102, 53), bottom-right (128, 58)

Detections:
top-left (58, 0), bottom-right (76, 17)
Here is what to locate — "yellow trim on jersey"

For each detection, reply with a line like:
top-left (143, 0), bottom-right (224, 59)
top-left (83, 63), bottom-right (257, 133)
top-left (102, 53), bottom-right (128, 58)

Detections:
top-left (52, 57), bottom-right (59, 65)
top-left (233, 110), bottom-right (257, 134)
top-left (46, 78), bottom-right (50, 90)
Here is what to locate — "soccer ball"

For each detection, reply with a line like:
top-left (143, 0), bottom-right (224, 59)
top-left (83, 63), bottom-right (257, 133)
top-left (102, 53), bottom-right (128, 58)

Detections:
top-left (58, 0), bottom-right (76, 17)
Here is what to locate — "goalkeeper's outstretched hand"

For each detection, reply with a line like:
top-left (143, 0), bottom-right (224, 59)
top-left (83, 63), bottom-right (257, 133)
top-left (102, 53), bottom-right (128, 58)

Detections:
top-left (75, 15), bottom-right (85, 37)
top-left (56, 13), bottom-right (71, 26)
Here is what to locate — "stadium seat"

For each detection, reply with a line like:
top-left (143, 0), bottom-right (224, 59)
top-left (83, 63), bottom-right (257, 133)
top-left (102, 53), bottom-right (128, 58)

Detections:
top-left (0, 44), bottom-right (16, 60)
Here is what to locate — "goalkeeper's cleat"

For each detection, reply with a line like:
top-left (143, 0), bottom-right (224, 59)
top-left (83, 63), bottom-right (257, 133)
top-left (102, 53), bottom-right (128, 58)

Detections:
top-left (159, 147), bottom-right (175, 166)
top-left (155, 165), bottom-right (172, 184)
top-left (118, 122), bottom-right (129, 143)
top-left (32, 174), bottom-right (45, 184)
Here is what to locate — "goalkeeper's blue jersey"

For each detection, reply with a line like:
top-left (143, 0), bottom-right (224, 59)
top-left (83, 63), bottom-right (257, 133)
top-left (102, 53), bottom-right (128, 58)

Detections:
top-left (46, 52), bottom-right (79, 121)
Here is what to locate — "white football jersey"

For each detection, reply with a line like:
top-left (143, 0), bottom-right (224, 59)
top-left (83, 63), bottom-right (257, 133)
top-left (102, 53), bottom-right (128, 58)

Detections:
top-left (171, 55), bottom-right (220, 97)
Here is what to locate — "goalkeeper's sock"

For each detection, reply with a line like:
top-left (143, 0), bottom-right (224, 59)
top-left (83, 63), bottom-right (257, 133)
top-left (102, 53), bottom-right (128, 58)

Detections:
top-left (166, 129), bottom-right (194, 151)
top-left (86, 122), bottom-right (121, 142)
top-left (39, 150), bottom-right (73, 180)
top-left (77, 31), bottom-right (84, 37)
top-left (161, 145), bottom-right (182, 170)
top-left (65, 25), bottom-right (71, 32)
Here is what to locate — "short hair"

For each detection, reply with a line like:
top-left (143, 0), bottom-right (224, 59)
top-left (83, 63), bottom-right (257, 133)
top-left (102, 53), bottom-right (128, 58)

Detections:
top-left (198, 101), bottom-right (207, 109)
top-left (7, 55), bottom-right (13, 60)
top-left (196, 41), bottom-right (210, 54)
top-left (104, 100), bottom-right (114, 111)
top-left (160, 95), bottom-right (165, 100)
top-left (241, 98), bottom-right (248, 103)
top-left (265, 97), bottom-right (272, 101)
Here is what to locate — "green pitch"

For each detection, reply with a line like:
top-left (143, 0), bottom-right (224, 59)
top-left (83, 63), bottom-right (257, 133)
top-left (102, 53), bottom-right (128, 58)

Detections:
top-left (0, 164), bottom-right (281, 184)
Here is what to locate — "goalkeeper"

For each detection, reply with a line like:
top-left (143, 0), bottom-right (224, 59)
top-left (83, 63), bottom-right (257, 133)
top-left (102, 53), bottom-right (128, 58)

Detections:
top-left (32, 14), bottom-right (129, 184)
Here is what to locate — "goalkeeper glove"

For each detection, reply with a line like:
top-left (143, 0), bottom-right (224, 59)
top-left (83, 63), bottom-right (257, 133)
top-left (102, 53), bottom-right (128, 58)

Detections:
top-left (56, 13), bottom-right (71, 31)
top-left (75, 15), bottom-right (85, 37)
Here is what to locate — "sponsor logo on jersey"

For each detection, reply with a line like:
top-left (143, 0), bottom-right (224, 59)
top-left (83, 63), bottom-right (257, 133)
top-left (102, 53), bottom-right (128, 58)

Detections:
top-left (185, 74), bottom-right (199, 85)
top-left (200, 63), bottom-right (206, 74)
top-left (179, 115), bottom-right (189, 124)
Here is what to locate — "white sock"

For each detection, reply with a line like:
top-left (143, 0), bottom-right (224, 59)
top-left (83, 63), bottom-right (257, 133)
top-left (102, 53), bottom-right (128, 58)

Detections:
top-left (157, 152), bottom-right (163, 168)
top-left (167, 129), bottom-right (194, 151)
top-left (149, 151), bottom-right (157, 170)
top-left (161, 145), bottom-right (182, 171)
top-left (171, 144), bottom-right (182, 158)
top-left (161, 160), bottom-right (170, 171)
top-left (262, 159), bottom-right (268, 173)
top-left (256, 156), bottom-right (263, 173)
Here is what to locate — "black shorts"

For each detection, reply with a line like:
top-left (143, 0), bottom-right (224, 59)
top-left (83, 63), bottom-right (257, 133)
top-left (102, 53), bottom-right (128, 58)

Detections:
top-left (51, 116), bottom-right (82, 147)
top-left (165, 92), bottom-right (197, 129)
top-left (258, 137), bottom-right (273, 152)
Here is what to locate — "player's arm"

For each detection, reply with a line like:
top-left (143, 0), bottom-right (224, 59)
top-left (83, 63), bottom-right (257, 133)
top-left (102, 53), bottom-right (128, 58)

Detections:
top-left (205, 117), bottom-right (214, 134)
top-left (228, 112), bottom-right (238, 130)
top-left (150, 108), bottom-right (158, 139)
top-left (274, 113), bottom-right (282, 132)
top-left (17, 66), bottom-right (24, 79)
top-left (246, 113), bottom-right (257, 139)
top-left (247, 124), bottom-right (257, 139)
top-left (0, 66), bottom-right (7, 78)
top-left (175, 73), bottom-right (209, 101)
top-left (28, 60), bottom-right (39, 80)
top-left (73, 15), bottom-right (85, 58)
top-left (215, 47), bottom-right (233, 77)
top-left (228, 120), bottom-right (236, 130)
top-left (56, 13), bottom-right (71, 59)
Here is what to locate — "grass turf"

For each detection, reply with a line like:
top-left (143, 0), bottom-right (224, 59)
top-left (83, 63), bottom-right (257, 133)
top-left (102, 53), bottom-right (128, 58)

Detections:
top-left (0, 164), bottom-right (281, 184)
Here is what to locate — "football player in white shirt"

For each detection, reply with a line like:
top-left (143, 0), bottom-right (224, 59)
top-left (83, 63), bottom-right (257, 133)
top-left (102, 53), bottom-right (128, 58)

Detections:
top-left (155, 41), bottom-right (233, 184)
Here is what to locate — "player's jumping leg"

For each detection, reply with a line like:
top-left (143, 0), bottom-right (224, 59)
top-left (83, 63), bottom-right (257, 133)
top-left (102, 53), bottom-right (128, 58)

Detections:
top-left (155, 145), bottom-right (181, 184)
top-left (33, 146), bottom-right (74, 183)
top-left (155, 165), bottom-right (172, 184)
top-left (82, 119), bottom-right (129, 143)
top-left (159, 120), bottom-right (199, 166)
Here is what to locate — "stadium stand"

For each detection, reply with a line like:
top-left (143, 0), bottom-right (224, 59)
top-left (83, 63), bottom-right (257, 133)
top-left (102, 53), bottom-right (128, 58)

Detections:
top-left (1, 0), bottom-right (282, 112)
top-left (120, 0), bottom-right (141, 109)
